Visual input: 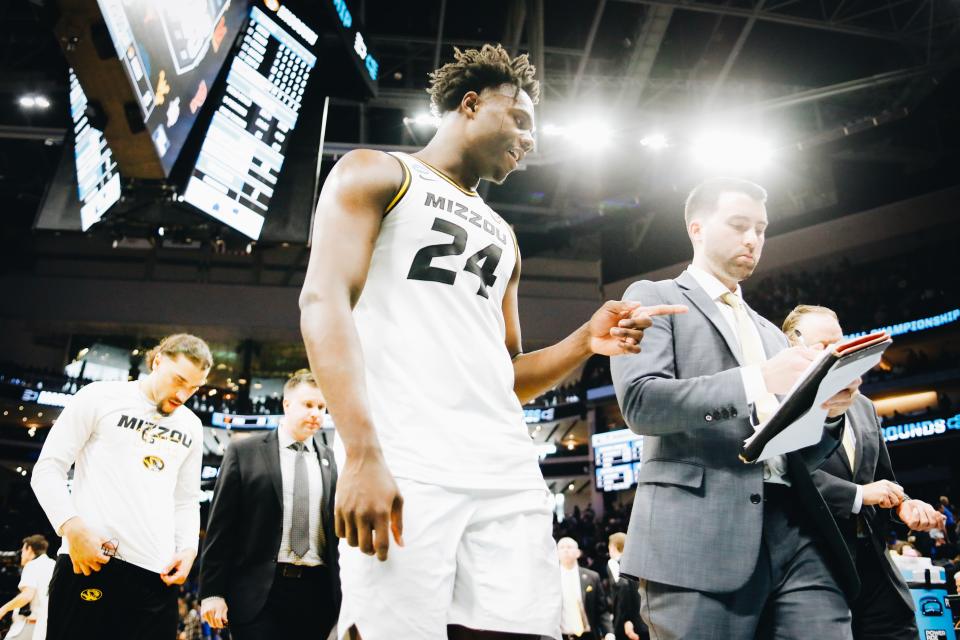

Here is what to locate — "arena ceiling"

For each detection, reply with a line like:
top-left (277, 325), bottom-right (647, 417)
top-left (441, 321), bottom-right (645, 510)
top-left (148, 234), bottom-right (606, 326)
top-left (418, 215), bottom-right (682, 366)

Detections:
top-left (1, 0), bottom-right (959, 275)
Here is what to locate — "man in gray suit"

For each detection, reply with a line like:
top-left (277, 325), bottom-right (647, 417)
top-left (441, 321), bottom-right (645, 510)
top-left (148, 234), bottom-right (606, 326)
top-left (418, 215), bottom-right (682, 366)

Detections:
top-left (784, 304), bottom-right (945, 640)
top-left (611, 177), bottom-right (864, 640)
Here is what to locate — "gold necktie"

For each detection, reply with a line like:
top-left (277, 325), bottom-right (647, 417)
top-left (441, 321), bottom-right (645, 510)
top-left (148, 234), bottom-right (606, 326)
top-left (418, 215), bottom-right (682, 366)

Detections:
top-left (719, 292), bottom-right (779, 421)
top-left (720, 291), bottom-right (788, 481)
top-left (842, 426), bottom-right (856, 470)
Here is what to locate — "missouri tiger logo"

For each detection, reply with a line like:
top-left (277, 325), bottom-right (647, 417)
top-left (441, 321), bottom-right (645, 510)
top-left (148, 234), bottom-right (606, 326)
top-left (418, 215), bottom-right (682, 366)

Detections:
top-left (80, 589), bottom-right (102, 602)
top-left (142, 455), bottom-right (165, 472)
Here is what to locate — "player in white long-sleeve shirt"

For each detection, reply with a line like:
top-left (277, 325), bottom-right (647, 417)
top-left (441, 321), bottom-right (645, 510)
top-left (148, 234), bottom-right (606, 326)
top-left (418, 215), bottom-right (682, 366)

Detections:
top-left (31, 333), bottom-right (212, 640)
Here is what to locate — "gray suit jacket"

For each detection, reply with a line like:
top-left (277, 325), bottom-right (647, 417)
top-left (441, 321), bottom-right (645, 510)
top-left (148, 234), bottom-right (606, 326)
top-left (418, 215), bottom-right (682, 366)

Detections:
top-left (611, 271), bottom-right (858, 598)
top-left (811, 395), bottom-right (913, 611)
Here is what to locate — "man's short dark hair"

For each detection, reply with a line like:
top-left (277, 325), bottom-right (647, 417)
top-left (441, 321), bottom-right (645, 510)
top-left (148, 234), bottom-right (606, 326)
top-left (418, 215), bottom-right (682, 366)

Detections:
top-left (283, 369), bottom-right (319, 398)
top-left (22, 534), bottom-right (48, 556)
top-left (427, 43), bottom-right (540, 115)
top-left (684, 177), bottom-right (768, 226)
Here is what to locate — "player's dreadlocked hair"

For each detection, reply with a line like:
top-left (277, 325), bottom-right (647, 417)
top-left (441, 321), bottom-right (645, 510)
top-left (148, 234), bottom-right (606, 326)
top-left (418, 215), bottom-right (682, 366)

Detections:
top-left (427, 44), bottom-right (540, 115)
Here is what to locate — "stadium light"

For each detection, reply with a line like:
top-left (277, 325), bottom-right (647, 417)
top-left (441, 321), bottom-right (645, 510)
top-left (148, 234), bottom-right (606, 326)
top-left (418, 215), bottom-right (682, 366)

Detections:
top-left (692, 130), bottom-right (773, 172)
top-left (640, 133), bottom-right (669, 150)
top-left (18, 94), bottom-right (50, 109)
top-left (405, 112), bottom-right (441, 128)
top-left (541, 123), bottom-right (566, 137)
top-left (540, 118), bottom-right (613, 152)
top-left (566, 119), bottom-right (613, 151)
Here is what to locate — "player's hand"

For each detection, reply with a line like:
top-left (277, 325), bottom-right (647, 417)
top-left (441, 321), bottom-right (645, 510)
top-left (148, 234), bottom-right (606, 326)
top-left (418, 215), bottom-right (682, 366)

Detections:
top-left (587, 301), bottom-right (687, 356)
top-left (862, 480), bottom-right (906, 508)
top-left (336, 448), bottom-right (404, 561)
top-left (61, 517), bottom-right (112, 576)
top-left (160, 549), bottom-right (197, 586)
top-left (897, 499), bottom-right (946, 531)
top-left (822, 377), bottom-right (862, 418)
top-left (201, 596), bottom-right (229, 629)
top-left (625, 620), bottom-right (641, 640)
top-left (759, 346), bottom-right (820, 394)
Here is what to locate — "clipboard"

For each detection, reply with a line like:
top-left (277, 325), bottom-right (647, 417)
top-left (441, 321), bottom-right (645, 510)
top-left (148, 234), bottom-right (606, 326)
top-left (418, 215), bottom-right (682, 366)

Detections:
top-left (740, 331), bottom-right (891, 463)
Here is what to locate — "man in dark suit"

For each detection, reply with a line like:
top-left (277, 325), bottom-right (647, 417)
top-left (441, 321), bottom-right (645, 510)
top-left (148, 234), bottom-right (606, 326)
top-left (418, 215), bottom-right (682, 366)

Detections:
top-left (784, 304), bottom-right (945, 640)
top-left (612, 578), bottom-right (645, 640)
top-left (199, 370), bottom-right (340, 639)
top-left (557, 537), bottom-right (613, 640)
top-left (605, 532), bottom-right (647, 640)
top-left (610, 177), bottom-right (864, 639)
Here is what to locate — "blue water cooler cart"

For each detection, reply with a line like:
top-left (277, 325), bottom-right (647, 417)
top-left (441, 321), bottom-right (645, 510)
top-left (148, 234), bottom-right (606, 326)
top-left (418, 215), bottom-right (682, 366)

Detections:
top-left (900, 564), bottom-right (956, 640)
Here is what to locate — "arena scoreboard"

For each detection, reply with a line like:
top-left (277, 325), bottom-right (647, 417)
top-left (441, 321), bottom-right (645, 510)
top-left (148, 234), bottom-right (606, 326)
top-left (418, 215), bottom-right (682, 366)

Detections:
top-left (182, 5), bottom-right (317, 239)
top-left (592, 428), bottom-right (644, 492)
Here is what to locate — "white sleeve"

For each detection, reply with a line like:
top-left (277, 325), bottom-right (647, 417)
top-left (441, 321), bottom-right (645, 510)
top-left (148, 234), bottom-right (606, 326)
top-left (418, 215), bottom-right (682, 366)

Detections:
top-left (173, 420), bottom-right (202, 553)
top-left (30, 385), bottom-right (99, 535)
top-left (852, 485), bottom-right (864, 514)
top-left (739, 365), bottom-right (768, 411)
top-left (18, 561), bottom-right (39, 590)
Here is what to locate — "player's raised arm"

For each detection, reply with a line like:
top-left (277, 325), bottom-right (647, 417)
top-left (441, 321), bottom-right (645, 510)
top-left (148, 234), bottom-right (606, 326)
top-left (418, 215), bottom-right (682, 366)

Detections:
top-left (504, 256), bottom-right (687, 404)
top-left (299, 149), bottom-right (406, 561)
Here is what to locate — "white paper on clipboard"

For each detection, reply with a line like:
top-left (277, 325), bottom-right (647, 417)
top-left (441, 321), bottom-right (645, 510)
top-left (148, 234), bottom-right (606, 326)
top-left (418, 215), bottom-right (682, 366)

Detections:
top-left (743, 345), bottom-right (886, 462)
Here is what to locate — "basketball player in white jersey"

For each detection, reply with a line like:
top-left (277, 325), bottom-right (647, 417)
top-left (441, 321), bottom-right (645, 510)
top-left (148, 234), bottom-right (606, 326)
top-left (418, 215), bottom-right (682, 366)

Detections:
top-left (299, 44), bottom-right (686, 640)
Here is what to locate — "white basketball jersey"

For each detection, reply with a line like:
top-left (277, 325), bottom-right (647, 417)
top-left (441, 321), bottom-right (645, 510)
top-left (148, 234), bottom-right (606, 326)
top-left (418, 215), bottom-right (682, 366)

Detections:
top-left (343, 152), bottom-right (545, 490)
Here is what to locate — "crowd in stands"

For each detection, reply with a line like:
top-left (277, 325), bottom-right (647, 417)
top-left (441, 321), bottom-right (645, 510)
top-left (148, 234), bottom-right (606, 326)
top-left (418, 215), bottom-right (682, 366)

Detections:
top-left (746, 241), bottom-right (959, 332)
top-left (553, 503), bottom-right (632, 573)
top-left (184, 393), bottom-right (284, 416)
top-left (0, 363), bottom-right (92, 395)
top-left (880, 392), bottom-right (957, 427)
top-left (864, 347), bottom-right (959, 384)
top-left (1, 361), bottom-right (579, 420)
top-left (553, 492), bottom-right (960, 597)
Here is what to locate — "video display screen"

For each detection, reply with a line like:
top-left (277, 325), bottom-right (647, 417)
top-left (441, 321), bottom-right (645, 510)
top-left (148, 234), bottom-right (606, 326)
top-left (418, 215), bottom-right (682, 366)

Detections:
top-left (96, 0), bottom-right (249, 175)
top-left (182, 4), bottom-right (317, 239)
top-left (592, 428), bottom-right (645, 492)
top-left (69, 68), bottom-right (121, 231)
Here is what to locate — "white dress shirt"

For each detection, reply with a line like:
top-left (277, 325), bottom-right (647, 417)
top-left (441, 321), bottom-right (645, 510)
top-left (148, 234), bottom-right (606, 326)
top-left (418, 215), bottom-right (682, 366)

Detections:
top-left (607, 557), bottom-right (620, 584)
top-left (843, 423), bottom-right (864, 514)
top-left (277, 427), bottom-right (324, 565)
top-left (685, 265), bottom-right (790, 485)
top-left (560, 564), bottom-right (587, 634)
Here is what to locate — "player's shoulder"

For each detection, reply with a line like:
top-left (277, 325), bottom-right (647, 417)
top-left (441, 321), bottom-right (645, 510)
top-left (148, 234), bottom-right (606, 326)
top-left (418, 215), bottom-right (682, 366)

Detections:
top-left (73, 379), bottom-right (129, 401)
top-left (333, 149), bottom-right (405, 187)
top-left (324, 149), bottom-right (407, 212)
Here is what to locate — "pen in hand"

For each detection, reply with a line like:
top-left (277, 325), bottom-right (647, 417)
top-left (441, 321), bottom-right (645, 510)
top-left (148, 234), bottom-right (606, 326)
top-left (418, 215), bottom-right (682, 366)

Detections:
top-left (793, 329), bottom-right (808, 348)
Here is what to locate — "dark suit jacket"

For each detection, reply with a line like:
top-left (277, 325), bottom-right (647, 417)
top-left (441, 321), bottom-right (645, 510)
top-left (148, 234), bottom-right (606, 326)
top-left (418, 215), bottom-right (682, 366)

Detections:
top-left (811, 394), bottom-right (913, 611)
top-left (612, 576), bottom-right (648, 640)
top-left (198, 429), bottom-right (340, 624)
top-left (611, 271), bottom-right (858, 600)
top-left (577, 566), bottom-right (613, 640)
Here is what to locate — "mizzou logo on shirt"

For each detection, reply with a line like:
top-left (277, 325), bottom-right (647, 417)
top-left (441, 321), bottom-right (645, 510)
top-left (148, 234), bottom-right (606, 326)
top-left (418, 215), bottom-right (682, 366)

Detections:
top-left (116, 415), bottom-right (193, 449)
top-left (80, 588), bottom-right (102, 601)
top-left (142, 455), bottom-right (165, 472)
